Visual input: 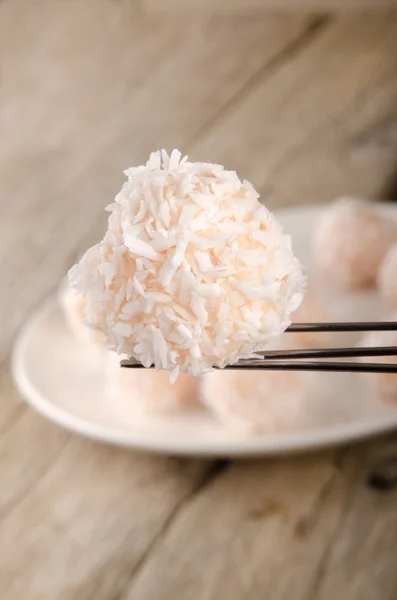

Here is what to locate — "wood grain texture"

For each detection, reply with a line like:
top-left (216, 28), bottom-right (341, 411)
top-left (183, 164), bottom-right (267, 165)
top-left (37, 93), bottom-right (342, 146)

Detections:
top-left (0, 430), bottom-right (214, 598)
top-left (191, 14), bottom-right (397, 206)
top-left (112, 446), bottom-right (397, 600)
top-left (1, 1), bottom-right (397, 598)
top-left (144, 0), bottom-right (397, 13)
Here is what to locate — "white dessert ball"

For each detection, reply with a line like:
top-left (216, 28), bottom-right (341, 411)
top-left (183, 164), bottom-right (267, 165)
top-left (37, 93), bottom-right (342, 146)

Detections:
top-left (105, 352), bottom-right (199, 416)
top-left (313, 197), bottom-right (397, 290)
top-left (69, 150), bottom-right (305, 377)
top-left (287, 286), bottom-right (333, 349)
top-left (377, 244), bottom-right (397, 309)
top-left (359, 324), bottom-right (397, 403)
top-left (58, 281), bottom-right (104, 348)
top-left (199, 368), bottom-right (311, 434)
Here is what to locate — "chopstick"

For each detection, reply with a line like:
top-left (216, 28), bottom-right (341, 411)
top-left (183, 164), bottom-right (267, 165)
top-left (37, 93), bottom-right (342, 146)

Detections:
top-left (221, 361), bottom-right (397, 373)
top-left (120, 321), bottom-right (397, 374)
top-left (121, 360), bottom-right (397, 373)
top-left (253, 346), bottom-right (397, 360)
top-left (286, 322), bottom-right (397, 333)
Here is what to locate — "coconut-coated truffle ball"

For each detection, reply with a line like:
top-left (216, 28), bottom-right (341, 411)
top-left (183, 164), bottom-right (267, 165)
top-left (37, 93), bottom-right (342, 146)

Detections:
top-left (313, 197), bottom-right (397, 290)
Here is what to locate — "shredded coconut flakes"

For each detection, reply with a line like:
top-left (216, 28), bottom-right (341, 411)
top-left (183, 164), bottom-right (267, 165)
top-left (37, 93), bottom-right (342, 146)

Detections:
top-left (69, 149), bottom-right (306, 377)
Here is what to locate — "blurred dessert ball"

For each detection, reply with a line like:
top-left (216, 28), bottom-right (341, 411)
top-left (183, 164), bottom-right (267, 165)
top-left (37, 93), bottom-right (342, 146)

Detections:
top-left (377, 244), bottom-right (397, 309)
top-left (359, 320), bottom-right (397, 403)
top-left (287, 286), bottom-right (333, 349)
top-left (313, 197), bottom-right (397, 290)
top-left (199, 368), bottom-right (311, 435)
top-left (105, 352), bottom-right (199, 416)
top-left (58, 281), bottom-right (104, 348)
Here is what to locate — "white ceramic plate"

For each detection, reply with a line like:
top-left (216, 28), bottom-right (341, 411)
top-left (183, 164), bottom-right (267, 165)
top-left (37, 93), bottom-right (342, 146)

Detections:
top-left (12, 205), bottom-right (397, 457)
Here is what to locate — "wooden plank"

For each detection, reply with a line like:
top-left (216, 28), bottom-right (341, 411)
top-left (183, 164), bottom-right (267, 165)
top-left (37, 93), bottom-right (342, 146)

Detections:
top-left (0, 429), bottom-right (213, 599)
top-left (314, 463), bottom-right (397, 600)
top-left (113, 443), bottom-right (397, 600)
top-left (119, 452), bottom-right (345, 600)
top-left (144, 0), bottom-right (397, 12)
top-left (191, 14), bottom-right (397, 207)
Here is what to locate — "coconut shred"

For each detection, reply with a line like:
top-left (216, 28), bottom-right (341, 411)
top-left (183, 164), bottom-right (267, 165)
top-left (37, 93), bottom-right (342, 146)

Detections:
top-left (69, 150), bottom-right (305, 379)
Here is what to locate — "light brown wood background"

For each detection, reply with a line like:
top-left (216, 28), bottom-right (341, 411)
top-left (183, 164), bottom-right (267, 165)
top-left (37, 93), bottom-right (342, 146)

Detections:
top-left (146, 0), bottom-right (397, 11)
top-left (1, 1), bottom-right (397, 598)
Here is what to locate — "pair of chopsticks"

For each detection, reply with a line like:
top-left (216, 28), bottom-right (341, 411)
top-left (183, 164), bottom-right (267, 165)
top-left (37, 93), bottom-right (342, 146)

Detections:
top-left (121, 321), bottom-right (397, 373)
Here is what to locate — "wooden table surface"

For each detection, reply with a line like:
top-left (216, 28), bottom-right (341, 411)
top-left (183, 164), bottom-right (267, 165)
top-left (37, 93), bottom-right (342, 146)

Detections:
top-left (1, 2), bottom-right (397, 598)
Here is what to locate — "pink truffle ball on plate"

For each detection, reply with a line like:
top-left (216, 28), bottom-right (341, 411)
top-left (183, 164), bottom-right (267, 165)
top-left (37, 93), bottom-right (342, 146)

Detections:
top-left (377, 244), bottom-right (397, 309)
top-left (287, 286), bottom-right (333, 349)
top-left (313, 197), bottom-right (397, 290)
top-left (105, 352), bottom-right (199, 416)
top-left (359, 323), bottom-right (397, 403)
top-left (199, 368), bottom-right (311, 435)
top-left (58, 282), bottom-right (104, 349)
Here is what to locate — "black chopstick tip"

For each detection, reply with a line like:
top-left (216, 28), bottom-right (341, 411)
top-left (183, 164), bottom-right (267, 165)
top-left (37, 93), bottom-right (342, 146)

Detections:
top-left (287, 322), bottom-right (397, 333)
